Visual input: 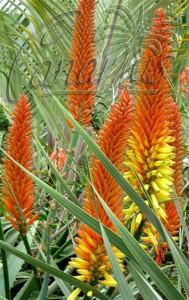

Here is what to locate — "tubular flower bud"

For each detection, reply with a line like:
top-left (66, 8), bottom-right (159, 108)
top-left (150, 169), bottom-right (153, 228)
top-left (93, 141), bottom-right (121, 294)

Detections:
top-left (69, 89), bottom-right (133, 290)
top-left (2, 95), bottom-right (38, 235)
top-left (67, 0), bottom-right (96, 126)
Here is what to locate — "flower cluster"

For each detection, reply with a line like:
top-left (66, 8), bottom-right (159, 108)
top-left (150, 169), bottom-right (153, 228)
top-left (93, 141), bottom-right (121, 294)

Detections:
top-left (69, 89), bottom-right (133, 296)
top-left (123, 8), bottom-right (183, 262)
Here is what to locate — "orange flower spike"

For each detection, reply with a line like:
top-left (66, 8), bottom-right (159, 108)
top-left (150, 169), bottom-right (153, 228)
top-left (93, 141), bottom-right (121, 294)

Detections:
top-left (67, 0), bottom-right (96, 126)
top-left (69, 89), bottom-right (133, 291)
top-left (2, 95), bottom-right (38, 235)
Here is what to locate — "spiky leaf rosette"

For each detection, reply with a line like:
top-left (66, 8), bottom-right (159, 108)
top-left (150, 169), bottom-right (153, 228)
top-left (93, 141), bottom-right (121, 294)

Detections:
top-left (69, 90), bottom-right (133, 292)
top-left (2, 95), bottom-right (38, 235)
top-left (67, 0), bottom-right (96, 126)
top-left (123, 8), bottom-right (182, 261)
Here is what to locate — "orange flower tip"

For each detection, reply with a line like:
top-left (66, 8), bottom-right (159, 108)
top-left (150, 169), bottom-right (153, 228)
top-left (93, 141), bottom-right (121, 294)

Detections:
top-left (155, 8), bottom-right (166, 19)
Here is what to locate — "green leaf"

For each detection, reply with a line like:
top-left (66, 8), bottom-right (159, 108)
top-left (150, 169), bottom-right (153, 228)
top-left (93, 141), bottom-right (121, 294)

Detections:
top-left (128, 261), bottom-right (163, 300)
top-left (100, 223), bottom-right (135, 300)
top-left (0, 227), bottom-right (36, 297)
top-left (0, 240), bottom-right (109, 300)
top-left (94, 188), bottom-right (185, 300)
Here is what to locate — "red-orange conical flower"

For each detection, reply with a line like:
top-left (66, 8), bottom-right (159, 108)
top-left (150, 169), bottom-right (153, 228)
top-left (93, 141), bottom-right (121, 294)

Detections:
top-left (123, 9), bottom-right (182, 261)
top-left (2, 95), bottom-right (38, 235)
top-left (69, 89), bottom-right (133, 293)
top-left (67, 0), bottom-right (96, 126)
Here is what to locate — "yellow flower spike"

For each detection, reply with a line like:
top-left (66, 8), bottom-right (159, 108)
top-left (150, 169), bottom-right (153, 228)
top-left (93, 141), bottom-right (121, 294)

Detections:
top-left (68, 288), bottom-right (81, 300)
top-left (123, 8), bottom-right (182, 264)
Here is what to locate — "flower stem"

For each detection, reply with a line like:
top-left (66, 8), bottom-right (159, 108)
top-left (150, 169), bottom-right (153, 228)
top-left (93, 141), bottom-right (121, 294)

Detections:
top-left (20, 230), bottom-right (37, 277)
top-left (0, 217), bottom-right (11, 300)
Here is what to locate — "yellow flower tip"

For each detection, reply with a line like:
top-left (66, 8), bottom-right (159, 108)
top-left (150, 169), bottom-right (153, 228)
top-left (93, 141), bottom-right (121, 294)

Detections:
top-left (90, 252), bottom-right (98, 263)
top-left (75, 275), bottom-right (87, 281)
top-left (98, 265), bottom-right (107, 272)
top-left (151, 194), bottom-right (159, 210)
top-left (157, 144), bottom-right (174, 153)
top-left (77, 269), bottom-right (91, 276)
top-left (158, 207), bottom-right (167, 220)
top-left (100, 273), bottom-right (117, 287)
top-left (87, 291), bottom-right (93, 298)
top-left (113, 248), bottom-right (125, 259)
top-left (153, 160), bottom-right (165, 167)
top-left (144, 228), bottom-right (158, 248)
top-left (136, 213), bottom-right (143, 226)
top-left (69, 258), bottom-right (89, 269)
top-left (155, 153), bottom-right (174, 160)
top-left (131, 216), bottom-right (137, 233)
top-left (144, 184), bottom-right (149, 191)
top-left (124, 195), bottom-right (131, 203)
top-left (68, 288), bottom-right (81, 300)
top-left (152, 181), bottom-right (160, 192)
top-left (140, 243), bottom-right (148, 250)
top-left (155, 178), bottom-right (173, 190)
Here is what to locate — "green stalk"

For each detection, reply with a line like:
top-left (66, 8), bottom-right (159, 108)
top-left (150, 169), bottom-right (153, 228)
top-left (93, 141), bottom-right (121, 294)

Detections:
top-left (62, 130), bottom-right (79, 176)
top-left (38, 203), bottom-right (55, 300)
top-left (20, 230), bottom-right (38, 278)
top-left (0, 217), bottom-right (11, 300)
